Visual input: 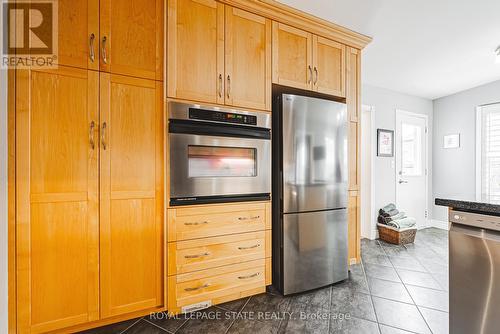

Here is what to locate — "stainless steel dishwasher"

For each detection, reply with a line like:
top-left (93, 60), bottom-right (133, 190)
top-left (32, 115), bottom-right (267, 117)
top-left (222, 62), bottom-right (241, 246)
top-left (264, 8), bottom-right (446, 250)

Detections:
top-left (449, 210), bottom-right (500, 334)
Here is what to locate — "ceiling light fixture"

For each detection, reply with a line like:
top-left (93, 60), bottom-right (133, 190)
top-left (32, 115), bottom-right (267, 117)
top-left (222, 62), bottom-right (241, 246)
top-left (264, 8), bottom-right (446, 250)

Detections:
top-left (496, 46), bottom-right (500, 64)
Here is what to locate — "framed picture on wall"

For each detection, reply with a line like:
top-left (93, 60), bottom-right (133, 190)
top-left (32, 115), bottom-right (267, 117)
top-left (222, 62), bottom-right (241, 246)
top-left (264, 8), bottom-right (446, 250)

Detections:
top-left (443, 134), bottom-right (460, 149)
top-left (377, 129), bottom-right (394, 157)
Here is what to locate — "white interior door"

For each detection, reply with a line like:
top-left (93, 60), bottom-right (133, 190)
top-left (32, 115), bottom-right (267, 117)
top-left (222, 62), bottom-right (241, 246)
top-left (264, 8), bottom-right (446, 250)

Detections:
top-left (395, 111), bottom-right (428, 229)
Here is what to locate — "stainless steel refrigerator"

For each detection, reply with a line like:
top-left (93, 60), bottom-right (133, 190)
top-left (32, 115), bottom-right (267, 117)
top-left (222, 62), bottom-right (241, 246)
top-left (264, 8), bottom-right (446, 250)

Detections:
top-left (272, 93), bottom-right (348, 295)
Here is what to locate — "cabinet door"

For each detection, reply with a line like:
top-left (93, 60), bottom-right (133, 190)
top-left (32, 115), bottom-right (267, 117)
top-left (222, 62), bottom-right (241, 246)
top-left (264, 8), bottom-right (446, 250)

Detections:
top-left (16, 67), bottom-right (99, 333)
top-left (100, 0), bottom-right (163, 80)
top-left (225, 7), bottom-right (271, 110)
top-left (167, 0), bottom-right (224, 104)
top-left (56, 0), bottom-right (99, 70)
top-left (347, 47), bottom-right (360, 122)
top-left (272, 22), bottom-right (312, 90)
top-left (313, 36), bottom-right (345, 97)
top-left (100, 73), bottom-right (164, 317)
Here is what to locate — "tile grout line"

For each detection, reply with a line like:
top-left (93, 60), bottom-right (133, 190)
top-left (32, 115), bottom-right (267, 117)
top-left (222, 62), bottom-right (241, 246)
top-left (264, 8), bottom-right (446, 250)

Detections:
top-left (359, 254), bottom-right (382, 334)
top-left (142, 318), bottom-right (174, 333)
top-left (381, 241), bottom-right (435, 334)
top-left (223, 296), bottom-right (252, 334)
top-left (120, 318), bottom-right (147, 334)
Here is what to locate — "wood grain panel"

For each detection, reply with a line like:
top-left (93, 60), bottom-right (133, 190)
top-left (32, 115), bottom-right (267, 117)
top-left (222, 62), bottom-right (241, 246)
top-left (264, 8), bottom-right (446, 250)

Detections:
top-left (313, 35), bottom-right (345, 97)
top-left (16, 67), bottom-right (99, 333)
top-left (100, 73), bottom-right (164, 318)
top-left (167, 0), bottom-right (224, 104)
top-left (272, 22), bottom-right (312, 90)
top-left (225, 6), bottom-right (271, 110)
top-left (100, 0), bottom-right (163, 80)
top-left (347, 47), bottom-right (360, 122)
top-left (168, 231), bottom-right (266, 275)
top-left (348, 191), bottom-right (360, 263)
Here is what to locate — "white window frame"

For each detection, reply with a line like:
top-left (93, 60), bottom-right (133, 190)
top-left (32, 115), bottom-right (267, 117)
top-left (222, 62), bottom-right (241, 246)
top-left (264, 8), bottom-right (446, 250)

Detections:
top-left (476, 103), bottom-right (500, 201)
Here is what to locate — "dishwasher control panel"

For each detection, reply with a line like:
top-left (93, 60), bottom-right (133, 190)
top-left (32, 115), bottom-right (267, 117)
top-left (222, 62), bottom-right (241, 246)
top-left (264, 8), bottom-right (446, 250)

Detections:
top-left (449, 210), bottom-right (500, 232)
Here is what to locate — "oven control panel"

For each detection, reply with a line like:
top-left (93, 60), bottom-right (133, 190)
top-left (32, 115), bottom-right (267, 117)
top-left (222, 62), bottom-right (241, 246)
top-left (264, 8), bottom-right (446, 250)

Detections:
top-left (189, 108), bottom-right (257, 126)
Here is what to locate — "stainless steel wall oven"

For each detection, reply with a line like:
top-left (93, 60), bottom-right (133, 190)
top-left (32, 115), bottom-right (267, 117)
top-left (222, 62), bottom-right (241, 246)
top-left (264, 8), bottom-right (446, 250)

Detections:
top-left (169, 102), bottom-right (271, 206)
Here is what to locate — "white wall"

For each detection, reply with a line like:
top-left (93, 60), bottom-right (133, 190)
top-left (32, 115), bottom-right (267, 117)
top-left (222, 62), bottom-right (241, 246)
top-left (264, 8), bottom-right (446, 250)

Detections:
top-left (362, 85), bottom-right (434, 233)
top-left (1, 69), bottom-right (9, 332)
top-left (432, 80), bottom-right (500, 221)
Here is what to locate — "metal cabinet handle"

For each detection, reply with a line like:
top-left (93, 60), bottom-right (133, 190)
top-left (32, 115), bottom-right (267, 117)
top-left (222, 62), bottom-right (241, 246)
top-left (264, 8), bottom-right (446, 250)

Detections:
top-left (184, 252), bottom-right (210, 259)
top-left (218, 74), bottom-right (223, 98)
top-left (227, 75), bottom-right (231, 98)
top-left (89, 33), bottom-right (96, 62)
top-left (89, 121), bottom-right (95, 149)
top-left (398, 180), bottom-right (408, 184)
top-left (184, 283), bottom-right (210, 292)
top-left (101, 122), bottom-right (107, 150)
top-left (308, 65), bottom-right (313, 84)
top-left (313, 67), bottom-right (318, 85)
top-left (238, 244), bottom-right (260, 250)
top-left (238, 272), bottom-right (260, 280)
top-left (101, 36), bottom-right (108, 64)
top-left (184, 221), bottom-right (209, 226)
top-left (238, 216), bottom-right (260, 221)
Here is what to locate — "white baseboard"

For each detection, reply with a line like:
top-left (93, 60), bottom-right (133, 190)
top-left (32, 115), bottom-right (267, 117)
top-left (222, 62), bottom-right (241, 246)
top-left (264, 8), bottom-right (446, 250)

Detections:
top-left (429, 219), bottom-right (450, 230)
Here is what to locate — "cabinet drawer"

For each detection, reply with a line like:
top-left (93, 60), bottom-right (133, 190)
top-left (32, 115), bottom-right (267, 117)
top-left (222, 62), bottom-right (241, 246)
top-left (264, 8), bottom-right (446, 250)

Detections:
top-left (169, 232), bottom-right (266, 275)
top-left (168, 202), bottom-right (269, 241)
top-left (168, 259), bottom-right (265, 312)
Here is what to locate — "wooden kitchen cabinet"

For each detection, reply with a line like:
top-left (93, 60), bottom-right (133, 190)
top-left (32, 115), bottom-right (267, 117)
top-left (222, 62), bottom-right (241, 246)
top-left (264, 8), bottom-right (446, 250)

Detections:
top-left (272, 23), bottom-right (346, 97)
top-left (348, 191), bottom-right (361, 263)
top-left (168, 0), bottom-right (271, 110)
top-left (225, 7), bottom-right (271, 110)
top-left (313, 36), bottom-right (345, 96)
top-left (16, 67), bottom-right (100, 333)
top-left (100, 0), bottom-right (164, 80)
top-left (99, 73), bottom-right (164, 317)
top-left (272, 22), bottom-right (313, 90)
top-left (57, 0), bottom-right (99, 70)
top-left (167, 0), bottom-right (224, 104)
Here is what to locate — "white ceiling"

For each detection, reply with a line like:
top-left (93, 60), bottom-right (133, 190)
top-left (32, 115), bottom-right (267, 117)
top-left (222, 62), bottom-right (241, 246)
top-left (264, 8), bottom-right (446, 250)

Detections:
top-left (276, 0), bottom-right (500, 100)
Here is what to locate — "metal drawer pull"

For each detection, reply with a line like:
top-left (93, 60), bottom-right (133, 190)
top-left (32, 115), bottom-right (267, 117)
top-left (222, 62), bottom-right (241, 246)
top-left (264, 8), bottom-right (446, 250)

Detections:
top-left (89, 121), bottom-right (95, 149)
top-left (308, 65), bottom-right (312, 84)
top-left (313, 67), bottom-right (318, 84)
top-left (184, 252), bottom-right (210, 259)
top-left (238, 272), bottom-right (260, 280)
top-left (238, 244), bottom-right (260, 250)
top-left (101, 36), bottom-right (108, 64)
top-left (227, 75), bottom-right (231, 98)
top-left (184, 221), bottom-right (209, 226)
top-left (238, 216), bottom-right (260, 221)
top-left (89, 33), bottom-right (95, 62)
top-left (184, 283), bottom-right (210, 292)
top-left (101, 122), bottom-right (107, 150)
top-left (218, 74), bottom-right (223, 98)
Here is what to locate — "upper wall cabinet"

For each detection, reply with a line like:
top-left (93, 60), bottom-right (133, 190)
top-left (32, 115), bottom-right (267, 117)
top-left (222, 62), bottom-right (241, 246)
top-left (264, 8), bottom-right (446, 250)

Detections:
top-left (167, 0), bottom-right (272, 111)
top-left (100, 0), bottom-right (164, 80)
top-left (272, 23), bottom-right (346, 98)
top-left (225, 7), bottom-right (271, 110)
top-left (167, 0), bottom-right (224, 104)
top-left (56, 0), bottom-right (99, 70)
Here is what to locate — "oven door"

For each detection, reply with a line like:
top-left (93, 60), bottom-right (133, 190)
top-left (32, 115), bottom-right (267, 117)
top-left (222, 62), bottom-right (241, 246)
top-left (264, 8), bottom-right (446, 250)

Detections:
top-left (169, 123), bottom-right (271, 205)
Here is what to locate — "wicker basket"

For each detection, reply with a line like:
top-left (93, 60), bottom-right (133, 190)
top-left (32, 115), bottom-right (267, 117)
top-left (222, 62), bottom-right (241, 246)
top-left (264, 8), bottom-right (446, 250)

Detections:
top-left (377, 224), bottom-right (417, 245)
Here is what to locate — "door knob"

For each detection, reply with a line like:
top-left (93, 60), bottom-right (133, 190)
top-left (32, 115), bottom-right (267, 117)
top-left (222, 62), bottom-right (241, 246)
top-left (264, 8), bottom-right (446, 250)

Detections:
top-left (398, 180), bottom-right (408, 184)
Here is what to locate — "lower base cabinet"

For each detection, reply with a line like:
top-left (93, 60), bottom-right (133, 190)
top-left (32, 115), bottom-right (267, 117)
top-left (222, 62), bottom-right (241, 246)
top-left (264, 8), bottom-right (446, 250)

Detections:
top-left (167, 201), bottom-right (272, 314)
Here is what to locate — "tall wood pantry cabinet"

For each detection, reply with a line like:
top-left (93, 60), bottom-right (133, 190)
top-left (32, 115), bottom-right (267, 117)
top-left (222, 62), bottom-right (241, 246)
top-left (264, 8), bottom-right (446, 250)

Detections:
top-left (15, 0), bottom-right (164, 332)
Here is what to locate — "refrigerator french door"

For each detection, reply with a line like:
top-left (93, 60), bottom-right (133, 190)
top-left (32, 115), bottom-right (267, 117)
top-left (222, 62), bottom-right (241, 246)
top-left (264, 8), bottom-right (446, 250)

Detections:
top-left (273, 93), bottom-right (348, 295)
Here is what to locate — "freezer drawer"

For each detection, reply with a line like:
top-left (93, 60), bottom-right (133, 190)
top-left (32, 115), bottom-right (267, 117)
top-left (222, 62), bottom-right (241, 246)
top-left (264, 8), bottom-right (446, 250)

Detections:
top-left (283, 209), bottom-right (348, 295)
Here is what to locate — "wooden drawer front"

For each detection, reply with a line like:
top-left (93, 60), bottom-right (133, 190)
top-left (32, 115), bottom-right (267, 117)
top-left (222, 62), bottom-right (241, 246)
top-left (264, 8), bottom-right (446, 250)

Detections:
top-left (169, 232), bottom-right (266, 275)
top-left (168, 204), bottom-right (267, 241)
top-left (169, 260), bottom-right (265, 310)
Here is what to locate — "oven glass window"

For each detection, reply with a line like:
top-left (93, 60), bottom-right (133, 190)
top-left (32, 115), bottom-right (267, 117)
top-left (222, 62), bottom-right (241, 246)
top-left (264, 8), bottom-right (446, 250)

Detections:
top-left (188, 146), bottom-right (257, 177)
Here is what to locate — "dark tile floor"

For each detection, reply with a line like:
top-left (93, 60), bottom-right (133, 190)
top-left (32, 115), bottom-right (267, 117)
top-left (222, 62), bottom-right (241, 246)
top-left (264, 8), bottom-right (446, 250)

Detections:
top-left (80, 228), bottom-right (448, 334)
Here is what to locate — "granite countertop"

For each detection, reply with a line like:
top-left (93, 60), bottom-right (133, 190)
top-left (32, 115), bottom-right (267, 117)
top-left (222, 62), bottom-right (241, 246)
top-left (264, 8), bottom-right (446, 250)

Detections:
top-left (435, 198), bottom-right (500, 216)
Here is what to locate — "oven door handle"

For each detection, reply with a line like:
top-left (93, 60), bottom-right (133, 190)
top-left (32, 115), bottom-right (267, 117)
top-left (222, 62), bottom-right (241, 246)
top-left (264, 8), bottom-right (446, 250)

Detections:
top-left (169, 120), bottom-right (271, 140)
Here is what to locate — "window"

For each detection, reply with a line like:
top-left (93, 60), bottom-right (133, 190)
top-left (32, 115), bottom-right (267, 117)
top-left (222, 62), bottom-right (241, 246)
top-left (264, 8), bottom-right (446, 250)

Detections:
top-left (188, 145), bottom-right (257, 178)
top-left (477, 103), bottom-right (500, 203)
top-left (401, 123), bottom-right (423, 176)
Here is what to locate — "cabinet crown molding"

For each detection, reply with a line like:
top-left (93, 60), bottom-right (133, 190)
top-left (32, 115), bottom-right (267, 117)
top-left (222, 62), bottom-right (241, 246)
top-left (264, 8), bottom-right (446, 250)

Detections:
top-left (220, 0), bottom-right (372, 49)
